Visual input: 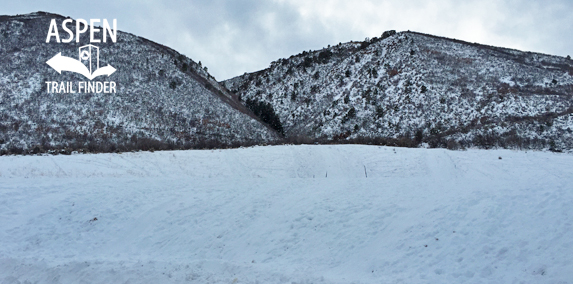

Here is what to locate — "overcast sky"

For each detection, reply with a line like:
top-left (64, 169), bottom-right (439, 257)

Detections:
top-left (5, 0), bottom-right (573, 80)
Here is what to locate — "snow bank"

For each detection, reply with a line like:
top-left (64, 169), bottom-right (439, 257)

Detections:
top-left (1, 145), bottom-right (572, 283)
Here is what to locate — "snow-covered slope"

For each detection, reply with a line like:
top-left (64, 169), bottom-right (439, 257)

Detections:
top-left (0, 12), bottom-right (277, 154)
top-left (223, 31), bottom-right (573, 150)
top-left (1, 145), bottom-right (572, 283)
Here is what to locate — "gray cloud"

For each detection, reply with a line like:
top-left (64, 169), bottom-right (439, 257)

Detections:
top-left (4, 0), bottom-right (573, 80)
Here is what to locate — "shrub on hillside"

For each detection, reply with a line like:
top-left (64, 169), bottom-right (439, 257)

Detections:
top-left (318, 50), bottom-right (333, 63)
top-left (342, 107), bottom-right (356, 123)
top-left (381, 30), bottom-right (396, 40)
top-left (245, 98), bottom-right (285, 136)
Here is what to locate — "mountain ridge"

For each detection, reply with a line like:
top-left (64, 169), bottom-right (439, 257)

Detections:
top-left (1, 12), bottom-right (572, 154)
top-left (223, 29), bottom-right (573, 151)
top-left (0, 12), bottom-right (278, 154)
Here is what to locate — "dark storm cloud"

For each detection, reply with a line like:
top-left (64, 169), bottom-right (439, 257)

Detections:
top-left (4, 0), bottom-right (573, 80)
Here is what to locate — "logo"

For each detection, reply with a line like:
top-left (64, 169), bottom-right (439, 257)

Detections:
top-left (45, 19), bottom-right (118, 93)
top-left (46, 45), bottom-right (116, 80)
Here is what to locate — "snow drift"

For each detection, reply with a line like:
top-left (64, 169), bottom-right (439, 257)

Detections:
top-left (1, 145), bottom-right (572, 283)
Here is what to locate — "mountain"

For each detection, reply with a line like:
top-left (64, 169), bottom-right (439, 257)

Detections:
top-left (3, 12), bottom-right (572, 154)
top-left (0, 12), bottom-right (278, 154)
top-left (223, 30), bottom-right (573, 151)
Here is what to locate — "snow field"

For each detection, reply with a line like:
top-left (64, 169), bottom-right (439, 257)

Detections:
top-left (1, 145), bottom-right (572, 283)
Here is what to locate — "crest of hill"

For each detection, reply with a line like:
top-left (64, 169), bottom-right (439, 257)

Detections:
top-left (0, 12), bottom-right (279, 155)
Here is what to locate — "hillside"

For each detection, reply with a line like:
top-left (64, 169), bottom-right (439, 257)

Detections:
top-left (0, 12), bottom-right (278, 154)
top-left (1, 145), bottom-right (572, 283)
top-left (223, 31), bottom-right (573, 151)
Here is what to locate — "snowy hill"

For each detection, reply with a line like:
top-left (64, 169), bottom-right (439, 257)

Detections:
top-left (0, 12), bottom-right (277, 154)
top-left (1, 145), bottom-right (572, 283)
top-left (3, 12), bottom-right (572, 154)
top-left (223, 31), bottom-right (573, 151)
